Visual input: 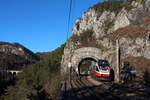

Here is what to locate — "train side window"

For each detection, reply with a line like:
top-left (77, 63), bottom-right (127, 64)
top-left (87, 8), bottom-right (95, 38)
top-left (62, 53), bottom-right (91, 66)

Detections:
top-left (96, 66), bottom-right (99, 71)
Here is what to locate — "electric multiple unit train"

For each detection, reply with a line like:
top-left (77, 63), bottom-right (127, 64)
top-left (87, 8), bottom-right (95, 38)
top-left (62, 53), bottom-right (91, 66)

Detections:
top-left (91, 60), bottom-right (113, 81)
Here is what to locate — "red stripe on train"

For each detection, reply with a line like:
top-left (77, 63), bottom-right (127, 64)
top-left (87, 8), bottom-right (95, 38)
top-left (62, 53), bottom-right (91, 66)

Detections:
top-left (92, 72), bottom-right (110, 77)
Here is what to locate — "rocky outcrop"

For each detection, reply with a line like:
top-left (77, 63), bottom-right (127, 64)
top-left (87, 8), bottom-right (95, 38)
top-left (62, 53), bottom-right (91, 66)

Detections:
top-left (145, 0), bottom-right (150, 14)
top-left (119, 37), bottom-right (150, 59)
top-left (0, 42), bottom-right (40, 61)
top-left (0, 44), bottom-right (24, 56)
top-left (73, 1), bottom-right (149, 38)
top-left (0, 42), bottom-right (40, 70)
top-left (61, 0), bottom-right (150, 77)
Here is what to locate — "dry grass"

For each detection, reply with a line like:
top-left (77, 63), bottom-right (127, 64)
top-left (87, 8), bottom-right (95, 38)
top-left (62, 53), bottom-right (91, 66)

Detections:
top-left (107, 24), bottom-right (149, 42)
top-left (77, 41), bottom-right (107, 50)
top-left (105, 17), bottom-right (150, 42)
top-left (77, 41), bottom-right (98, 48)
top-left (44, 74), bottom-right (64, 100)
top-left (122, 56), bottom-right (150, 75)
top-left (141, 17), bottom-right (150, 27)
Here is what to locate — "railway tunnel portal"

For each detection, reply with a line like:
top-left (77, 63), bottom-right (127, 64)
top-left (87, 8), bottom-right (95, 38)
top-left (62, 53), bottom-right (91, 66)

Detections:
top-left (61, 47), bottom-right (120, 82)
top-left (70, 47), bottom-right (102, 73)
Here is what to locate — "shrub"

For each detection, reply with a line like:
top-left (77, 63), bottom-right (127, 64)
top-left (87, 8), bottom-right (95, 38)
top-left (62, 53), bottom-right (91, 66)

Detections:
top-left (1, 44), bottom-right (65, 100)
top-left (104, 20), bottom-right (114, 33)
top-left (45, 74), bottom-right (64, 100)
top-left (71, 29), bottom-right (95, 43)
top-left (80, 29), bottom-right (95, 42)
top-left (70, 34), bottom-right (80, 43)
top-left (91, 0), bottom-right (133, 17)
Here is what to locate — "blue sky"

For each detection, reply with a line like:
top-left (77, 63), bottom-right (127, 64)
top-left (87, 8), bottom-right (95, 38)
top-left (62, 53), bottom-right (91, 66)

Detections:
top-left (0, 0), bottom-right (102, 52)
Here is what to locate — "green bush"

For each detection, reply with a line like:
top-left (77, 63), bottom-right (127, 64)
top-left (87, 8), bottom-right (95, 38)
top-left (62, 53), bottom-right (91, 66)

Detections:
top-left (1, 44), bottom-right (65, 100)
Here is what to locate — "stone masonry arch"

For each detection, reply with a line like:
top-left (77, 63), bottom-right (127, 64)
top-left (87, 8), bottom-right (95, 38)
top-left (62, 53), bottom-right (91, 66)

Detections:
top-left (61, 39), bottom-right (125, 82)
top-left (61, 47), bottom-right (103, 74)
top-left (71, 47), bottom-right (102, 73)
top-left (61, 46), bottom-right (120, 82)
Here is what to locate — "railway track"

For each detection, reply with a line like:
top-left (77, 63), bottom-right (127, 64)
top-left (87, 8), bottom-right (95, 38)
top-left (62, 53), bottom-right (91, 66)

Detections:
top-left (84, 76), bottom-right (123, 100)
top-left (60, 70), bottom-right (150, 100)
top-left (69, 76), bottom-right (101, 100)
top-left (64, 75), bottom-right (124, 100)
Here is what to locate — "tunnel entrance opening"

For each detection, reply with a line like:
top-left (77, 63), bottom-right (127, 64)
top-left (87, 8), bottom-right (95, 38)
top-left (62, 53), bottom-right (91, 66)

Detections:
top-left (78, 58), bottom-right (97, 76)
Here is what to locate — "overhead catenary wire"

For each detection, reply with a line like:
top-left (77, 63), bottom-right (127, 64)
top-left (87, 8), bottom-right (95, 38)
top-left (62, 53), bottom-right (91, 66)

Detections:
top-left (67, 0), bottom-right (73, 40)
top-left (72, 0), bottom-right (76, 25)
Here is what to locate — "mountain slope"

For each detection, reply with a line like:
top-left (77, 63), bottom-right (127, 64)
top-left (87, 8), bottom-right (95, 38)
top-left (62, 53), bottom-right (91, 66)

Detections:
top-left (0, 42), bottom-right (40, 70)
top-left (1, 0), bottom-right (150, 100)
top-left (0, 44), bottom-right (65, 100)
top-left (62, 0), bottom-right (150, 75)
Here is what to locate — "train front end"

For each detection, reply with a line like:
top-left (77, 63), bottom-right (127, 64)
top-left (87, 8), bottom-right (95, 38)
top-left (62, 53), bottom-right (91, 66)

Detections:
top-left (91, 60), bottom-right (111, 81)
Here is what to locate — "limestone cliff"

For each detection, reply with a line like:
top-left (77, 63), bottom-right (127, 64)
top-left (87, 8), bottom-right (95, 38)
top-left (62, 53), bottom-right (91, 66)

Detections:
top-left (73, 0), bottom-right (149, 37)
top-left (61, 0), bottom-right (150, 75)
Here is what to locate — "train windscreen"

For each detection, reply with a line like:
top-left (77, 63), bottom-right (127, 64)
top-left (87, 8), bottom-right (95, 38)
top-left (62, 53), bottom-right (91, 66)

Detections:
top-left (98, 60), bottom-right (109, 70)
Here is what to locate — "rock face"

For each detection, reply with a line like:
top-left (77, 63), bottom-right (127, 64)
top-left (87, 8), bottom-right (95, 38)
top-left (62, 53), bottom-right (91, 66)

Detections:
top-left (61, 0), bottom-right (150, 81)
top-left (114, 9), bottom-right (130, 31)
top-left (73, 9), bottom-right (116, 38)
top-left (145, 0), bottom-right (150, 14)
top-left (0, 44), bottom-right (24, 56)
top-left (73, 0), bottom-right (150, 37)
top-left (0, 42), bottom-right (39, 59)
top-left (119, 37), bottom-right (150, 59)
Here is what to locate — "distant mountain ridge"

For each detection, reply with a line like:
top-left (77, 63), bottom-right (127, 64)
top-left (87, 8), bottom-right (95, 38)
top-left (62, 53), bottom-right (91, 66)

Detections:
top-left (0, 42), bottom-right (40, 70)
top-left (36, 52), bottom-right (49, 59)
